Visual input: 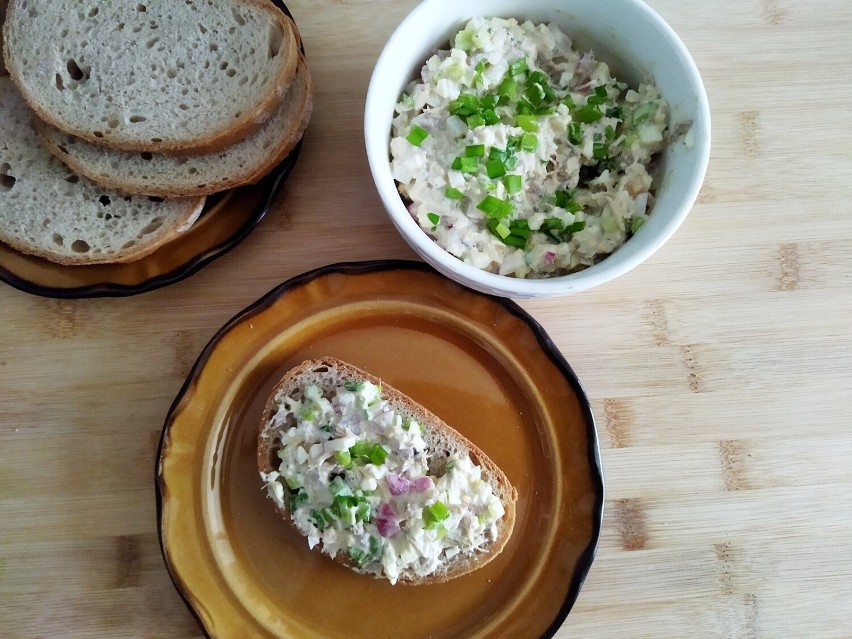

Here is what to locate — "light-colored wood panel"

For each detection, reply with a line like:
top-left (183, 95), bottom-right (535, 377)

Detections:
top-left (1, 0), bottom-right (851, 637)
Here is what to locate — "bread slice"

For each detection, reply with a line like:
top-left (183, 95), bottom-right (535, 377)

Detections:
top-left (258, 357), bottom-right (518, 585)
top-left (0, 77), bottom-right (205, 265)
top-left (0, 0), bottom-right (8, 76)
top-left (2, 0), bottom-right (298, 154)
top-left (37, 57), bottom-right (313, 197)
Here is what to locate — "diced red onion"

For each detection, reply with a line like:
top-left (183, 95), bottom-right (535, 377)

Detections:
top-left (544, 251), bottom-right (556, 265)
top-left (386, 473), bottom-right (413, 496)
top-left (376, 503), bottom-right (400, 538)
top-left (413, 476), bottom-right (434, 492)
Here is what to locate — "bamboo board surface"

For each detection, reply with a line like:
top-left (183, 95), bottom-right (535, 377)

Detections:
top-left (1, 1), bottom-right (851, 637)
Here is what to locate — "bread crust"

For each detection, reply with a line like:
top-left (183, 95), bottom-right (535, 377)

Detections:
top-left (257, 357), bottom-right (518, 585)
top-left (0, 0), bottom-right (8, 76)
top-left (3, 0), bottom-right (299, 155)
top-left (0, 77), bottom-right (206, 266)
top-left (0, 197), bottom-right (204, 266)
top-left (36, 57), bottom-right (313, 198)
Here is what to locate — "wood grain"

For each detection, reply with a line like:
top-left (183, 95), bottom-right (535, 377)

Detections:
top-left (2, 0), bottom-right (852, 637)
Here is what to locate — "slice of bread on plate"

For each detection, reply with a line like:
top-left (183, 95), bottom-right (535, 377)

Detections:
top-left (2, 0), bottom-right (298, 154)
top-left (258, 357), bottom-right (518, 586)
top-left (37, 57), bottom-right (313, 197)
top-left (0, 77), bottom-right (205, 265)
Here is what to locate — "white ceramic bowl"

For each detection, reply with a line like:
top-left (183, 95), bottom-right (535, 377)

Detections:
top-left (365, 0), bottom-right (710, 298)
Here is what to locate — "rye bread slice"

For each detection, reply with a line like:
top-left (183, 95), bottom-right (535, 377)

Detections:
top-left (0, 77), bottom-right (204, 265)
top-left (38, 57), bottom-right (313, 197)
top-left (0, 0), bottom-right (7, 76)
top-left (2, 0), bottom-right (298, 154)
top-left (258, 357), bottom-right (518, 585)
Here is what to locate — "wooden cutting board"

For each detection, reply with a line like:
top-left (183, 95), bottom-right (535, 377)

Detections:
top-left (1, 0), bottom-right (851, 637)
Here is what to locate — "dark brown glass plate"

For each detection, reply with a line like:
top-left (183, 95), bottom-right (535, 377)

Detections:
top-left (157, 260), bottom-right (603, 639)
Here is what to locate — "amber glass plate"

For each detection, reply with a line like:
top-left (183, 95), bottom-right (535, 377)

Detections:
top-left (0, 0), bottom-right (301, 299)
top-left (157, 261), bottom-right (603, 639)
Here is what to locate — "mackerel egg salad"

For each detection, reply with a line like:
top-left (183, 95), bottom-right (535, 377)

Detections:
top-left (259, 378), bottom-right (506, 584)
top-left (390, 17), bottom-right (670, 278)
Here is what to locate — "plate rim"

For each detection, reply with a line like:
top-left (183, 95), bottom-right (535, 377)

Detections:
top-left (155, 259), bottom-right (604, 639)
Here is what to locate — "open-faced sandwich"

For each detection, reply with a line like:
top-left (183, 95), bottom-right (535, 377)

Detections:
top-left (258, 357), bottom-right (518, 585)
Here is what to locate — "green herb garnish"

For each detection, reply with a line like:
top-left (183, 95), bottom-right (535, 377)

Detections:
top-left (405, 125), bottom-right (429, 146)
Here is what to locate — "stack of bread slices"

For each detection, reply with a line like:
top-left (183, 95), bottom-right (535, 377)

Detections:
top-left (0, 0), bottom-right (312, 265)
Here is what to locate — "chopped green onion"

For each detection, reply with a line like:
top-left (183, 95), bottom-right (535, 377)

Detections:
top-left (482, 108), bottom-right (500, 125)
top-left (503, 174), bottom-right (522, 194)
top-left (593, 142), bottom-right (609, 160)
top-left (633, 102), bottom-right (656, 124)
top-left (344, 380), bottom-right (364, 392)
top-left (427, 212), bottom-right (440, 229)
top-left (520, 133), bottom-right (538, 151)
top-left (564, 220), bottom-right (587, 234)
top-left (348, 547), bottom-right (372, 566)
top-left (349, 441), bottom-right (371, 459)
top-left (498, 76), bottom-right (517, 98)
top-left (504, 234), bottom-right (527, 248)
top-left (527, 70), bottom-right (549, 85)
top-left (449, 93), bottom-right (480, 117)
top-left (509, 220), bottom-right (531, 238)
top-left (480, 94), bottom-right (499, 110)
top-left (465, 144), bottom-right (485, 157)
top-left (422, 501), bottom-right (451, 528)
top-left (355, 502), bottom-right (372, 523)
top-left (487, 219), bottom-right (511, 239)
top-left (451, 156), bottom-right (479, 173)
top-left (574, 105), bottom-right (603, 124)
top-left (606, 105), bottom-right (623, 119)
top-left (467, 113), bottom-right (485, 128)
top-left (348, 441), bottom-right (388, 466)
top-left (329, 476), bottom-right (350, 495)
top-left (473, 60), bottom-right (487, 86)
top-left (605, 125), bottom-right (616, 141)
top-left (445, 187), bottom-right (464, 200)
top-left (543, 217), bottom-right (564, 230)
top-left (489, 145), bottom-right (518, 171)
top-left (485, 159), bottom-right (506, 179)
top-left (568, 122), bottom-right (583, 145)
top-left (405, 125), bottom-right (429, 146)
top-left (516, 96), bottom-right (534, 116)
top-left (477, 195), bottom-right (513, 218)
top-left (508, 58), bottom-right (528, 77)
top-left (289, 489), bottom-right (308, 511)
top-left (369, 444), bottom-right (388, 465)
top-left (285, 476), bottom-right (302, 490)
top-left (309, 508), bottom-right (335, 531)
top-left (525, 82), bottom-right (546, 107)
top-left (553, 190), bottom-right (574, 208)
top-left (631, 217), bottom-right (646, 233)
top-left (517, 114), bottom-right (539, 132)
top-left (334, 450), bottom-right (352, 468)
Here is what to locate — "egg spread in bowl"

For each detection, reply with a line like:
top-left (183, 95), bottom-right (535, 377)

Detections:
top-left (390, 17), bottom-right (669, 278)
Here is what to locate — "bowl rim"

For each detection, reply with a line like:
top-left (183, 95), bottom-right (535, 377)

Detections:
top-left (365, 0), bottom-right (711, 297)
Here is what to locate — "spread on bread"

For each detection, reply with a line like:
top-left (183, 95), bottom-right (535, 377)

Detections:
top-left (258, 358), bottom-right (517, 585)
